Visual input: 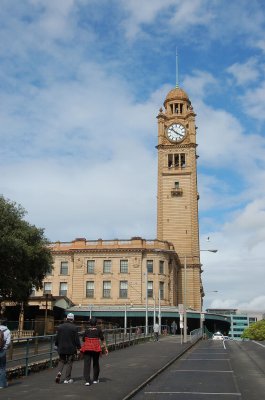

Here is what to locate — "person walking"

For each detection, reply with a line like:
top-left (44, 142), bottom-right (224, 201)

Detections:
top-left (80, 317), bottom-right (108, 386)
top-left (54, 313), bottom-right (81, 384)
top-left (153, 320), bottom-right (160, 341)
top-left (0, 318), bottom-right (11, 389)
top-left (171, 320), bottom-right (177, 335)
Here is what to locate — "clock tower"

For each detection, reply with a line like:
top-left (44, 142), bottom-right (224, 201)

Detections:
top-left (156, 86), bottom-right (202, 310)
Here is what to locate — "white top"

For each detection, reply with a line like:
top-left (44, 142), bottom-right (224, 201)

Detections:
top-left (0, 325), bottom-right (11, 351)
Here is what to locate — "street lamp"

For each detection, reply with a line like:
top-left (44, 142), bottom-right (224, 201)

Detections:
top-left (124, 303), bottom-right (127, 334)
top-left (200, 291), bottom-right (218, 331)
top-left (183, 249), bottom-right (218, 343)
top-left (145, 269), bottom-right (148, 335)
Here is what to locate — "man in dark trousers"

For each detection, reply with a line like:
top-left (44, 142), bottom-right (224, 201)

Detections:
top-left (55, 313), bottom-right (81, 384)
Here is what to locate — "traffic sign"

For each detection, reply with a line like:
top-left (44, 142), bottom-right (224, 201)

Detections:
top-left (178, 303), bottom-right (184, 315)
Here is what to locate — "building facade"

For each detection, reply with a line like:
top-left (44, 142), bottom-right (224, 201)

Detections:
top-left (36, 238), bottom-right (179, 307)
top-left (206, 308), bottom-right (262, 339)
top-left (156, 87), bottom-right (201, 310)
top-left (36, 86), bottom-right (202, 312)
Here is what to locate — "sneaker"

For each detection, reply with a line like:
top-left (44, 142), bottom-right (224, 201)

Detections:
top-left (93, 380), bottom-right (99, 384)
top-left (55, 372), bottom-right (61, 384)
top-left (64, 379), bottom-right (73, 384)
top-left (85, 382), bottom-right (90, 386)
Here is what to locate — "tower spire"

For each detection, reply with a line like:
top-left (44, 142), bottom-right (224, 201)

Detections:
top-left (176, 48), bottom-right (179, 88)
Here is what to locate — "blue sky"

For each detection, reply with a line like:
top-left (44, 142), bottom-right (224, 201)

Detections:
top-left (1, 0), bottom-right (265, 312)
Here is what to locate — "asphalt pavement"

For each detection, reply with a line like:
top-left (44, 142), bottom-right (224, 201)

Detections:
top-left (3, 335), bottom-right (192, 400)
top-left (131, 338), bottom-right (265, 400)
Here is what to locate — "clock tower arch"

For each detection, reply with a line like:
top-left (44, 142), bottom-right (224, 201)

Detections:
top-left (156, 87), bottom-right (202, 310)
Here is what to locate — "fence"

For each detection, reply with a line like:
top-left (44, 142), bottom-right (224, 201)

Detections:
top-left (190, 327), bottom-right (203, 342)
top-left (7, 325), bottom-right (155, 378)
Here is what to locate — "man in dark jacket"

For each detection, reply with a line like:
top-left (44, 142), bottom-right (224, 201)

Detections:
top-left (55, 313), bottom-right (80, 384)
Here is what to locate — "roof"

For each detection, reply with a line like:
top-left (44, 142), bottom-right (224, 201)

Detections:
top-left (164, 87), bottom-right (189, 103)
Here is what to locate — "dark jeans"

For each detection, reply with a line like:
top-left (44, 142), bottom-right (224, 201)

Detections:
top-left (57, 354), bottom-right (75, 381)
top-left (83, 351), bottom-right (100, 383)
top-left (0, 350), bottom-right (7, 388)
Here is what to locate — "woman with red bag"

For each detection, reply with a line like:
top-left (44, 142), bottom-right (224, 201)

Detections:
top-left (80, 318), bottom-right (108, 386)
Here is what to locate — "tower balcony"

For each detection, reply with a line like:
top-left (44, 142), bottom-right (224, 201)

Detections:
top-left (171, 187), bottom-right (183, 197)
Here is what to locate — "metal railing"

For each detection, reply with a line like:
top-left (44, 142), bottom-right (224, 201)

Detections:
top-left (189, 328), bottom-right (203, 342)
top-left (7, 325), bottom-right (154, 377)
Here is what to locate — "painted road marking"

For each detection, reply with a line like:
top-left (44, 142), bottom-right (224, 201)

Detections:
top-left (144, 391), bottom-right (241, 396)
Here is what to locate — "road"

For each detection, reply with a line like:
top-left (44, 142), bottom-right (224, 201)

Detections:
top-left (131, 339), bottom-right (265, 400)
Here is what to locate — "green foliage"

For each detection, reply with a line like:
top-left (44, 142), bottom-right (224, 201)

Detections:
top-left (241, 319), bottom-right (265, 341)
top-left (0, 195), bottom-right (53, 303)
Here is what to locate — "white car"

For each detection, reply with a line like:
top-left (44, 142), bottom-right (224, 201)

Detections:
top-left (212, 332), bottom-right (224, 340)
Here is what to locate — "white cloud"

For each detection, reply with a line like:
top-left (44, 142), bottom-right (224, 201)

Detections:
top-left (29, 0), bottom-right (76, 39)
top-left (239, 81), bottom-right (265, 121)
top-left (120, 0), bottom-right (175, 39)
top-left (209, 296), bottom-right (265, 313)
top-left (168, 0), bottom-right (213, 33)
top-left (1, 0), bottom-right (265, 314)
top-left (202, 198), bottom-right (265, 312)
top-left (226, 58), bottom-right (260, 86)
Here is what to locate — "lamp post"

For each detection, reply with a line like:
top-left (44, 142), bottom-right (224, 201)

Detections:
top-left (200, 290), bottom-right (218, 332)
top-left (124, 303), bottom-right (127, 334)
top-left (183, 249), bottom-right (217, 343)
top-left (145, 269), bottom-right (148, 335)
top-left (158, 288), bottom-right (161, 334)
top-left (44, 293), bottom-right (49, 336)
top-left (183, 256), bottom-right (187, 343)
top-left (89, 304), bottom-right (92, 319)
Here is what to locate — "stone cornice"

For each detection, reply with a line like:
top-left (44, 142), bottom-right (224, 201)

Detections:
top-left (156, 143), bottom-right (197, 150)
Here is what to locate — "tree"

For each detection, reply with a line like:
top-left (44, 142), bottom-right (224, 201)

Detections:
top-left (0, 195), bottom-right (53, 303)
top-left (241, 319), bottom-right (265, 341)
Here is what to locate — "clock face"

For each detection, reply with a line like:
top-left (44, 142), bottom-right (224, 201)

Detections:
top-left (167, 123), bottom-right (186, 142)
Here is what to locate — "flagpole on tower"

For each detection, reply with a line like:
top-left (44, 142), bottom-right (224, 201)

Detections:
top-left (176, 48), bottom-right (179, 88)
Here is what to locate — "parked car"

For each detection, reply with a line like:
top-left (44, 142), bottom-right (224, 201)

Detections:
top-left (212, 332), bottom-right (224, 340)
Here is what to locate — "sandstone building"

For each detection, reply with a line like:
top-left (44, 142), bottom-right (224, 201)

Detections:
top-left (35, 85), bottom-right (203, 312)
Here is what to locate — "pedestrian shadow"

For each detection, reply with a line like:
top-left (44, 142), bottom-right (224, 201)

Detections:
top-left (73, 376), bottom-right (112, 384)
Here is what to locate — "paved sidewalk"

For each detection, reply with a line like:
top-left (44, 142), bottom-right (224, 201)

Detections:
top-left (4, 336), bottom-right (193, 400)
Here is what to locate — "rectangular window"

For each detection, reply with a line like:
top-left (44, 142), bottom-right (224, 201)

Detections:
top-left (147, 260), bottom-right (153, 273)
top-left (174, 154), bottom-right (179, 167)
top-left (87, 260), bottom-right (95, 274)
top-left (60, 261), bottom-right (68, 275)
top-left (168, 154), bottom-right (173, 168)
top-left (174, 181), bottom-right (179, 189)
top-left (86, 281), bottom-right (94, 298)
top-left (120, 259), bottom-right (128, 273)
top-left (44, 282), bottom-right (52, 294)
top-left (103, 260), bottom-right (112, 273)
top-left (159, 261), bottom-right (164, 274)
top-left (148, 281), bottom-right (153, 298)
top-left (159, 281), bottom-right (164, 300)
top-left (103, 281), bottom-right (111, 298)
top-left (181, 153), bottom-right (186, 167)
top-left (59, 282), bottom-right (67, 296)
top-left (119, 281), bottom-right (128, 298)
